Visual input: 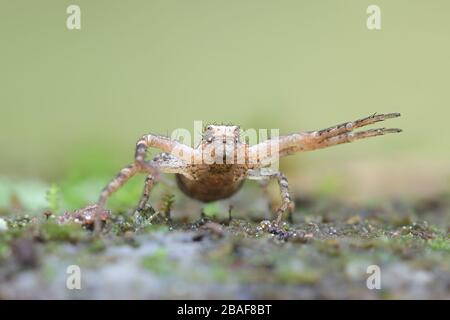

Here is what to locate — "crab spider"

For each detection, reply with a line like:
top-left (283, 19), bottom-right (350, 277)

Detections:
top-left (94, 112), bottom-right (401, 228)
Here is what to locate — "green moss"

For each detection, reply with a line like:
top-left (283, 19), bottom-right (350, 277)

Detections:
top-left (6, 215), bottom-right (32, 231)
top-left (41, 265), bottom-right (57, 283)
top-left (211, 264), bottom-right (229, 283)
top-left (317, 239), bottom-right (342, 256)
top-left (88, 238), bottom-right (107, 253)
top-left (0, 241), bottom-right (10, 261)
top-left (142, 224), bottom-right (170, 233)
top-left (142, 248), bottom-right (172, 275)
top-left (39, 221), bottom-right (85, 243)
top-left (275, 265), bottom-right (321, 285)
top-left (427, 237), bottom-right (450, 252)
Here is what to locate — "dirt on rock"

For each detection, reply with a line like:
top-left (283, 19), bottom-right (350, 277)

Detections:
top-left (0, 190), bottom-right (449, 299)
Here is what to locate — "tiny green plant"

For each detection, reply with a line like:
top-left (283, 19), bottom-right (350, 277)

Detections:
top-left (46, 184), bottom-right (61, 214)
top-left (160, 192), bottom-right (175, 221)
top-left (202, 202), bottom-right (220, 219)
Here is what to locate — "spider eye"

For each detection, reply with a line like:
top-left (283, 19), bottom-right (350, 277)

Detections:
top-left (206, 125), bottom-right (212, 130)
top-left (207, 137), bottom-right (213, 143)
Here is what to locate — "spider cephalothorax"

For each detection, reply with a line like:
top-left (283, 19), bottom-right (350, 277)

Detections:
top-left (94, 113), bottom-right (401, 227)
top-left (199, 124), bottom-right (243, 164)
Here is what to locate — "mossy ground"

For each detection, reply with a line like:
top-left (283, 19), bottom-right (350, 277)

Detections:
top-left (0, 183), bottom-right (449, 299)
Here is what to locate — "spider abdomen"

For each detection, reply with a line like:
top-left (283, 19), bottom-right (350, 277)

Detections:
top-left (175, 165), bottom-right (245, 202)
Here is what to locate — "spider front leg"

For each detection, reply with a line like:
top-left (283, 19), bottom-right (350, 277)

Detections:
top-left (91, 163), bottom-right (145, 232)
top-left (248, 112), bottom-right (401, 165)
top-left (313, 112), bottom-right (401, 141)
top-left (96, 134), bottom-right (184, 211)
top-left (247, 169), bottom-right (295, 225)
top-left (134, 153), bottom-right (194, 214)
top-left (94, 161), bottom-right (159, 228)
top-left (135, 133), bottom-right (196, 164)
top-left (97, 164), bottom-right (136, 210)
top-left (92, 135), bottom-right (195, 233)
top-left (96, 136), bottom-right (168, 210)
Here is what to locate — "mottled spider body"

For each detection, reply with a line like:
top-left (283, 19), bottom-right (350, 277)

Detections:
top-left (175, 166), bottom-right (246, 202)
top-left (176, 124), bottom-right (248, 202)
top-left (94, 113), bottom-right (401, 226)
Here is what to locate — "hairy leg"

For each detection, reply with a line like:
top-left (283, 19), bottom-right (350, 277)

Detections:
top-left (313, 112), bottom-right (400, 141)
top-left (93, 152), bottom-right (194, 232)
top-left (136, 175), bottom-right (156, 213)
top-left (135, 134), bottom-right (196, 164)
top-left (97, 154), bottom-right (191, 212)
top-left (316, 127), bottom-right (401, 149)
top-left (93, 162), bottom-right (158, 232)
top-left (248, 113), bottom-right (401, 166)
top-left (247, 169), bottom-right (294, 225)
top-left (91, 133), bottom-right (196, 233)
top-left (273, 172), bottom-right (294, 225)
top-left (97, 164), bottom-right (140, 210)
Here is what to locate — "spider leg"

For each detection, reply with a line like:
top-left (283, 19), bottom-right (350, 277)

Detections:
top-left (317, 127), bottom-right (402, 148)
top-left (135, 175), bottom-right (155, 213)
top-left (134, 153), bottom-right (194, 214)
top-left (92, 133), bottom-right (196, 233)
top-left (247, 169), bottom-right (294, 225)
top-left (135, 134), bottom-right (196, 164)
top-left (93, 161), bottom-right (160, 231)
top-left (97, 163), bottom-right (142, 210)
top-left (248, 112), bottom-right (401, 166)
top-left (98, 153), bottom-right (191, 211)
top-left (313, 112), bottom-right (401, 141)
top-left (94, 153), bottom-right (194, 232)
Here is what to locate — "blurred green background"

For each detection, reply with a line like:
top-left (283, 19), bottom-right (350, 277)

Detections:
top-left (1, 1), bottom-right (449, 211)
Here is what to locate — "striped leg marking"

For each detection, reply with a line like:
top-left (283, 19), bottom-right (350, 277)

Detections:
top-left (314, 113), bottom-right (401, 141)
top-left (318, 127), bottom-right (402, 148)
top-left (136, 175), bottom-right (155, 212)
top-left (274, 173), bottom-right (294, 225)
top-left (247, 169), bottom-right (294, 225)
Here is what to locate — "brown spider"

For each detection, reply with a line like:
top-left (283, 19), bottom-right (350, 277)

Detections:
top-left (94, 113), bottom-right (401, 227)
